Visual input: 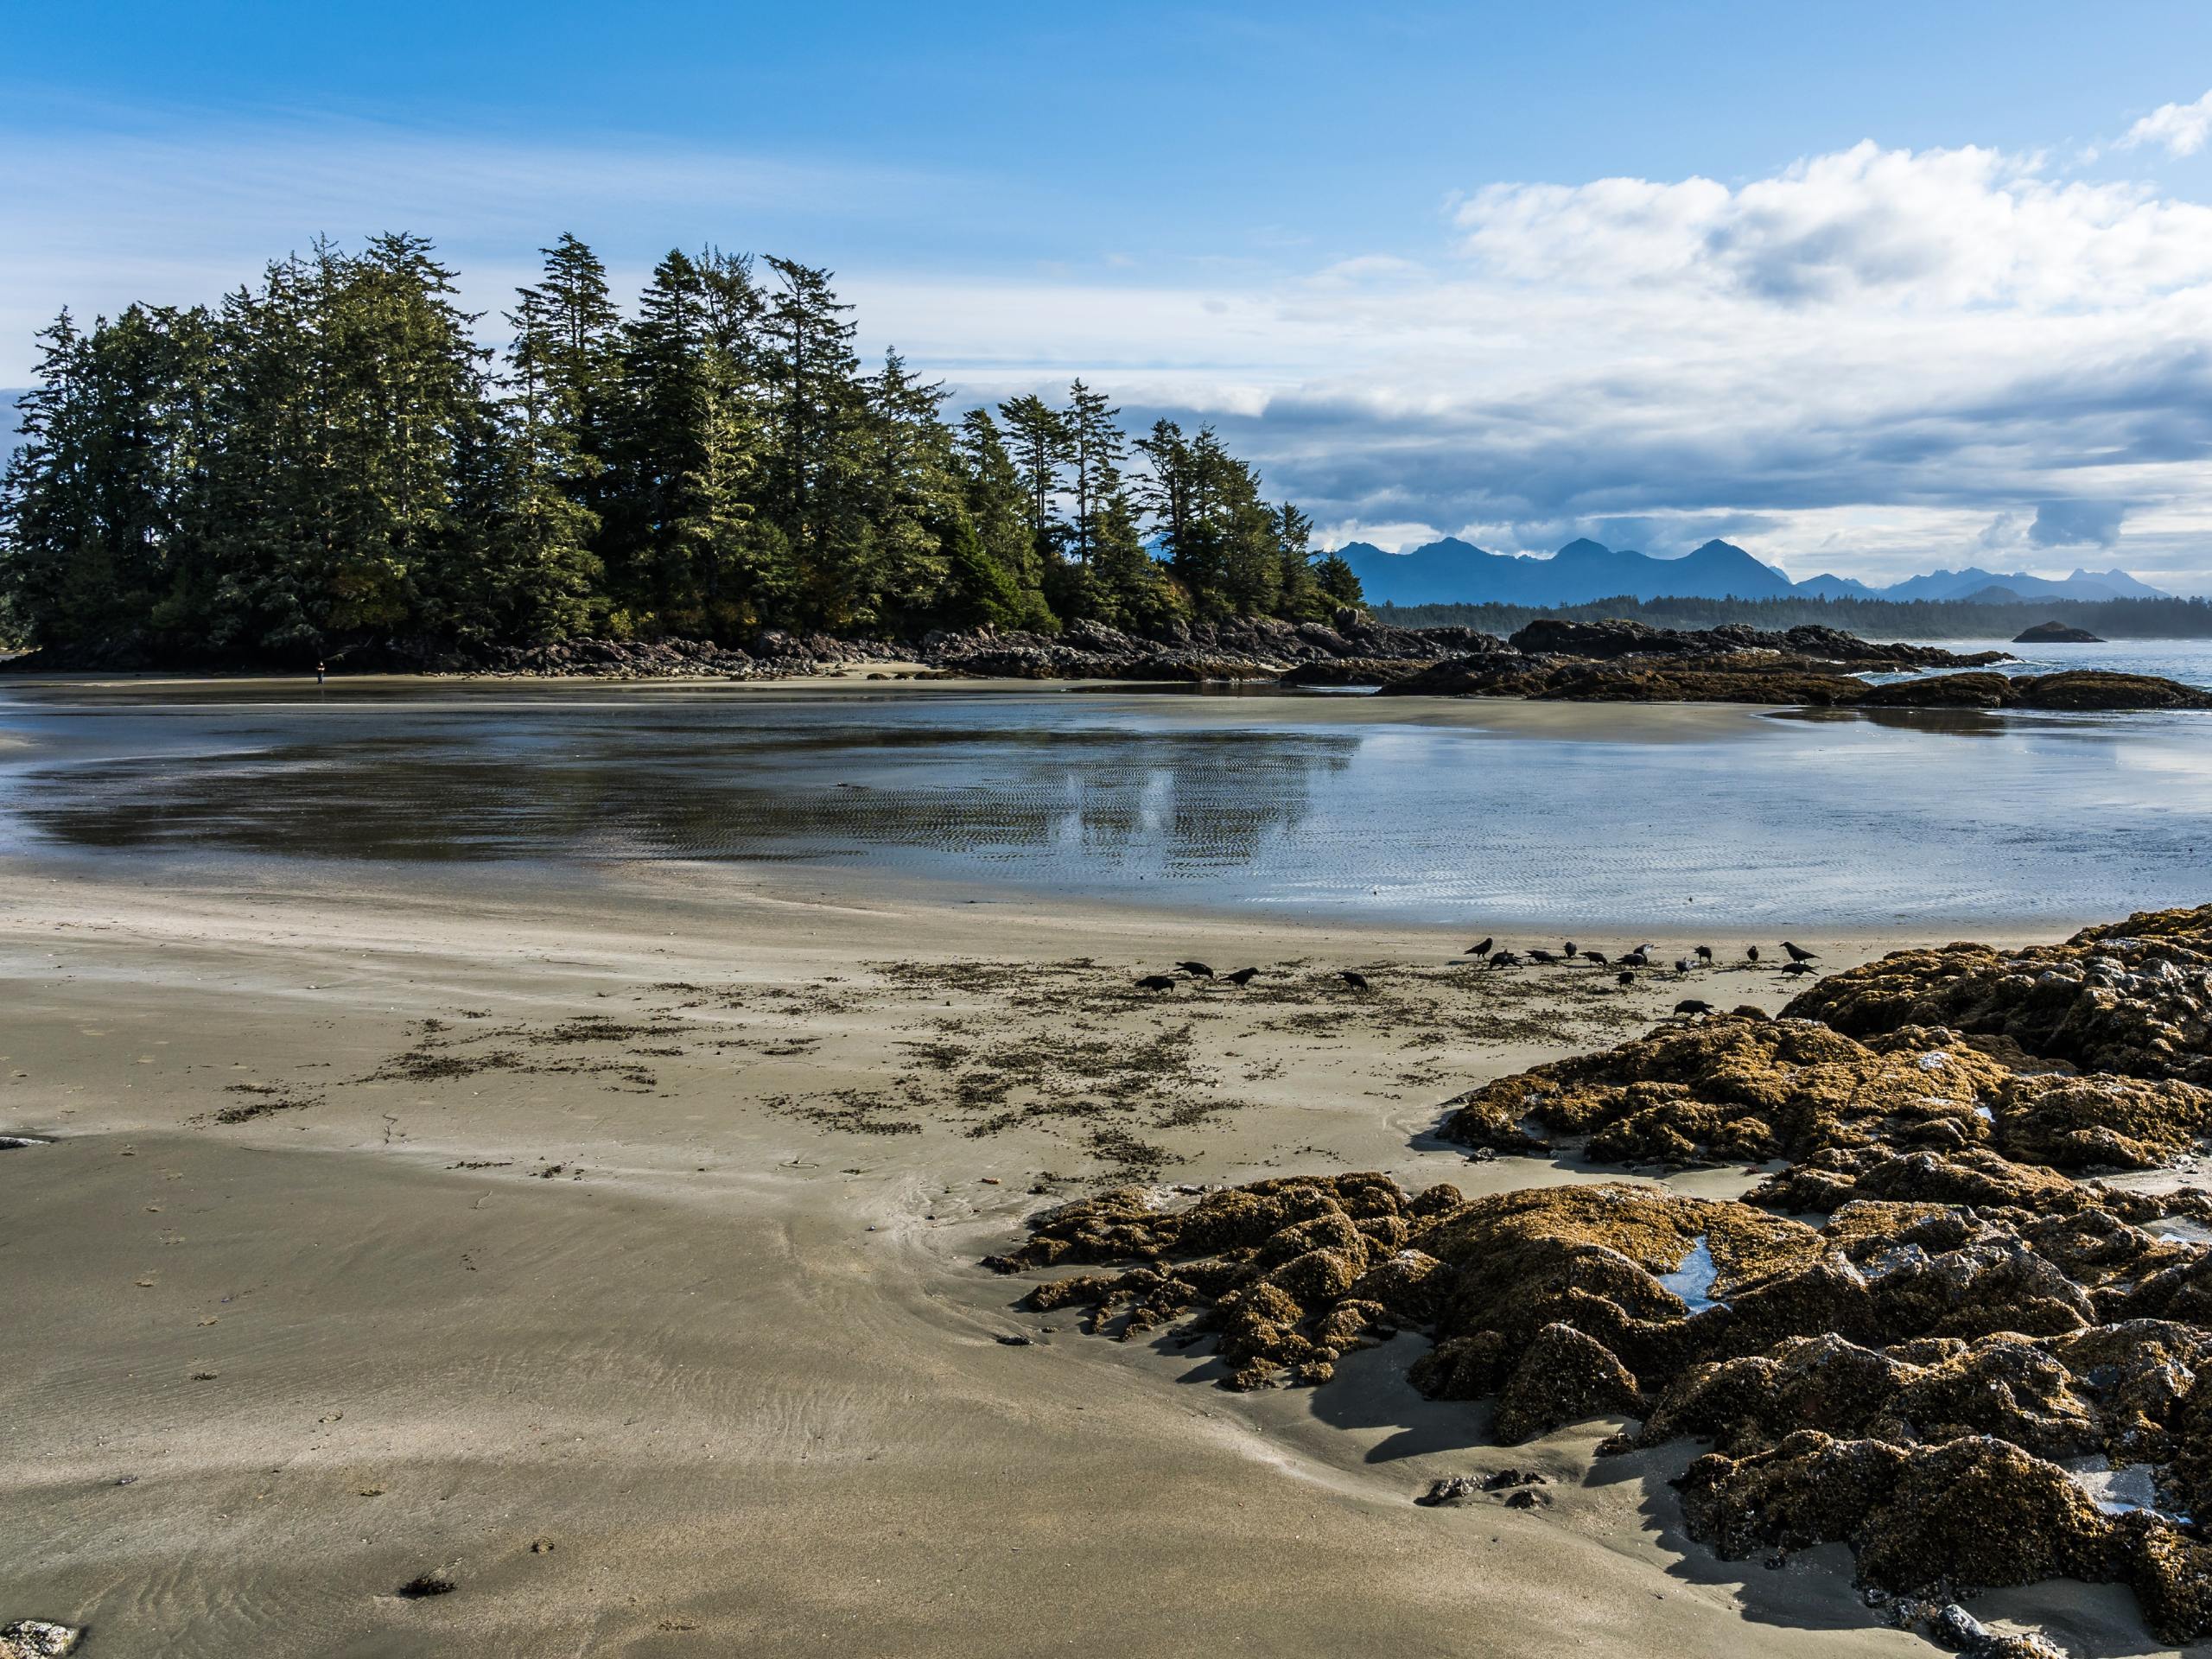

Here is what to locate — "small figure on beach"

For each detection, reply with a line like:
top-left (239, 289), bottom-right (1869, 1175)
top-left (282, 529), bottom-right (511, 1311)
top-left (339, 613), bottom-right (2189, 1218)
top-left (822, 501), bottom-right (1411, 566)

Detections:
top-left (315, 660), bottom-right (326, 684)
top-left (1224, 967), bottom-right (1259, 986)
top-left (1782, 941), bottom-right (1818, 963)
top-left (1135, 973), bottom-right (1179, 992)
top-left (1175, 960), bottom-right (1214, 978)
top-left (1464, 937), bottom-right (1493, 957)
top-left (1337, 970), bottom-right (1370, 992)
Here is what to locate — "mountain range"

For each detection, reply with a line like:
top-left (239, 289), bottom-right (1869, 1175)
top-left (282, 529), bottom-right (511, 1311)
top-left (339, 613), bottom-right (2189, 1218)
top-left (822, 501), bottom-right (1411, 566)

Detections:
top-left (1336, 536), bottom-right (2171, 607)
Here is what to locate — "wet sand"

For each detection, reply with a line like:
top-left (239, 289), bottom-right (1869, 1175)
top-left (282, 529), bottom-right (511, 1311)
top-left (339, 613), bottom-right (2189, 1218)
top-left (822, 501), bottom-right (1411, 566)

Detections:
top-left (7, 850), bottom-right (2145, 1657)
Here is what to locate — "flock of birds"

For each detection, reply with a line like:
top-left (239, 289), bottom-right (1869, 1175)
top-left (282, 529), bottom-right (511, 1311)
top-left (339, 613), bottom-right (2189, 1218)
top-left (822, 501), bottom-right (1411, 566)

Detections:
top-left (1133, 939), bottom-right (1821, 1012)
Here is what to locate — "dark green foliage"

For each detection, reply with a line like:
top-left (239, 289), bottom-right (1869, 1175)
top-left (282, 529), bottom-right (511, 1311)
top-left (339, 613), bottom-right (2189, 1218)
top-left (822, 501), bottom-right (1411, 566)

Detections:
top-left (1, 234), bottom-right (1336, 661)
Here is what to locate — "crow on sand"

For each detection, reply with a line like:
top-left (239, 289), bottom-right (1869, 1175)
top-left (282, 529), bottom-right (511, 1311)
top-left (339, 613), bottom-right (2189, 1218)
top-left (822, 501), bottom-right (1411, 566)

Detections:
top-left (1781, 960), bottom-right (1817, 977)
top-left (1136, 974), bottom-right (1179, 992)
top-left (1176, 960), bottom-right (1215, 978)
top-left (1465, 937), bottom-right (1494, 957)
top-left (1675, 998), bottom-right (1715, 1015)
top-left (1782, 942), bottom-right (1818, 963)
top-left (1694, 944), bottom-right (1714, 963)
top-left (1580, 950), bottom-right (1609, 966)
top-left (1338, 970), bottom-right (1371, 992)
top-left (1224, 967), bottom-right (1259, 986)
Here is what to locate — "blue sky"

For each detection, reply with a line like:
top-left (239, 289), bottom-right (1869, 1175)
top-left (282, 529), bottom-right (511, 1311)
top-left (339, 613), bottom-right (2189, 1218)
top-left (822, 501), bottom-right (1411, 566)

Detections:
top-left (10, 2), bottom-right (2212, 587)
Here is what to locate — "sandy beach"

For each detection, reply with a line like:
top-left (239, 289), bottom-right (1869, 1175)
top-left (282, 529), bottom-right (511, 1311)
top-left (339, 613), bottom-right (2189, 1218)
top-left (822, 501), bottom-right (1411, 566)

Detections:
top-left (3, 836), bottom-right (2136, 1658)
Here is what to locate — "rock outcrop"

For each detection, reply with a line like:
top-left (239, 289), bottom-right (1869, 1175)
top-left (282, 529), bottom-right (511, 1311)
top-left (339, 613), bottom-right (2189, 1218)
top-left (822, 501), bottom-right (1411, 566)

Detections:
top-left (990, 905), bottom-right (2212, 1648)
top-left (2015, 622), bottom-right (2104, 644)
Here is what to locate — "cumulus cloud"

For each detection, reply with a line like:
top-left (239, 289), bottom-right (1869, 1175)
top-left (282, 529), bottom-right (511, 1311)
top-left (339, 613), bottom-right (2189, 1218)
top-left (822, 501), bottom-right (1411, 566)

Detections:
top-left (2122, 91), bottom-right (2212, 159)
top-left (2029, 499), bottom-right (2128, 548)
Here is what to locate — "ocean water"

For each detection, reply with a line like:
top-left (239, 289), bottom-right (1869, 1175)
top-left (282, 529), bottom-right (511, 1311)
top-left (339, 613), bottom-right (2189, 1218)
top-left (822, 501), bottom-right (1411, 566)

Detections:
top-left (1861, 635), bottom-right (2212, 689)
top-left (2, 673), bottom-right (2208, 931)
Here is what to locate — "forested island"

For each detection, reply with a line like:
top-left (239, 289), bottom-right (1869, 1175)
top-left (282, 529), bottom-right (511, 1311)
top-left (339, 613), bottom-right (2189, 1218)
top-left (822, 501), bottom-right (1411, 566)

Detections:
top-left (0, 234), bottom-right (1360, 667)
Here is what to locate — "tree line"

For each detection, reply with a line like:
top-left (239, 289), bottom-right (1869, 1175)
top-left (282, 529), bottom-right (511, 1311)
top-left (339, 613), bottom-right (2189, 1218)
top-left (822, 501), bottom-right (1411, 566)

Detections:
top-left (0, 234), bottom-right (1361, 660)
top-left (1376, 592), bottom-right (2212, 640)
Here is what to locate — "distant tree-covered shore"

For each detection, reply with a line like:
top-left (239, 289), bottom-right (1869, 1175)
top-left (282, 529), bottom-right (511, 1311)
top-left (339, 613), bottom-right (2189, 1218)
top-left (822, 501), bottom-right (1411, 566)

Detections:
top-left (0, 234), bottom-right (1361, 662)
top-left (1376, 592), bottom-right (2212, 640)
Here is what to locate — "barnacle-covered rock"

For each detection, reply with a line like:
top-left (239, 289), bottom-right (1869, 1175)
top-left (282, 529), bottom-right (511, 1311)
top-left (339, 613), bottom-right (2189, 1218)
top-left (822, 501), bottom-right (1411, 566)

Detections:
top-left (1785, 907), bottom-right (2212, 1087)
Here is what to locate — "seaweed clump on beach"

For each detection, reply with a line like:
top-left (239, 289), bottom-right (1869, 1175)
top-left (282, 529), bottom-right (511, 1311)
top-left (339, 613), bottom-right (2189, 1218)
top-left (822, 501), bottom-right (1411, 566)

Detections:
top-left (1785, 905), bottom-right (2212, 1088)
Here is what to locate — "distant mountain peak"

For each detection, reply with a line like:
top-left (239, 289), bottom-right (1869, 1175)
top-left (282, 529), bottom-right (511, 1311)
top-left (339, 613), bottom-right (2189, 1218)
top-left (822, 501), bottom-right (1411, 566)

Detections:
top-left (1330, 536), bottom-right (2171, 609)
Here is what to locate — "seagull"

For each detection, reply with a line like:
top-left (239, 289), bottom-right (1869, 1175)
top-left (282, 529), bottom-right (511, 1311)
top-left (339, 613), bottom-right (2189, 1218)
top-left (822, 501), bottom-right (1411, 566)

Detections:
top-left (1136, 974), bottom-right (1179, 992)
top-left (1782, 942), bottom-right (1818, 963)
top-left (1694, 944), bottom-right (1714, 963)
top-left (1176, 960), bottom-right (1215, 978)
top-left (1224, 967), bottom-right (1259, 986)
top-left (1464, 937), bottom-right (1493, 957)
top-left (1675, 998), bottom-right (1715, 1015)
top-left (1338, 970), bottom-right (1371, 992)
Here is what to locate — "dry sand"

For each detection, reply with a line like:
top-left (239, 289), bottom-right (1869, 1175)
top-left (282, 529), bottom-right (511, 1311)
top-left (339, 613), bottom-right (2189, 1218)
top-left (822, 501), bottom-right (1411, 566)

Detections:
top-left (0, 859), bottom-right (2142, 1656)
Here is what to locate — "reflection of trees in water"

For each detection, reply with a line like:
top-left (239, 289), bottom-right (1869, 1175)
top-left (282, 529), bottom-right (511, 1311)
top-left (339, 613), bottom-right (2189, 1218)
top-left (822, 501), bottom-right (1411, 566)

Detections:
top-left (16, 721), bottom-right (1361, 876)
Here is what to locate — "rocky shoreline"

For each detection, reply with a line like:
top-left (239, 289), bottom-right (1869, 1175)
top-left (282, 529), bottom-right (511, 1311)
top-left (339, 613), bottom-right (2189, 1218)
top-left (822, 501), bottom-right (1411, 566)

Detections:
top-left (12, 611), bottom-right (2207, 711)
top-left (988, 906), bottom-right (2212, 1650)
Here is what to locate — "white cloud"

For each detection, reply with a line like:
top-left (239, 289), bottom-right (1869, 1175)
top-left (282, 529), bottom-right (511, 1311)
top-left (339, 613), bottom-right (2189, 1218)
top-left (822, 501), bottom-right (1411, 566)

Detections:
top-left (2122, 91), bottom-right (2212, 158)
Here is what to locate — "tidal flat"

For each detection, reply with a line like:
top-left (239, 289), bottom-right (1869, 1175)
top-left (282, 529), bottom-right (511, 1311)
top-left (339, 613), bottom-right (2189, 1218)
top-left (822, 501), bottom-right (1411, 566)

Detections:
top-left (2, 677), bottom-right (2208, 1657)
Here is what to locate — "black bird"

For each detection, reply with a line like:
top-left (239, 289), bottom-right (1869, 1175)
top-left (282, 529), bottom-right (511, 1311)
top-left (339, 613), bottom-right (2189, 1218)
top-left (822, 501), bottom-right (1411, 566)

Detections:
top-left (1617, 969), bottom-right (1637, 988)
top-left (1580, 950), bottom-right (1609, 966)
top-left (1694, 944), bottom-right (1714, 963)
top-left (1464, 937), bottom-right (1494, 957)
top-left (1746, 944), bottom-right (1762, 963)
top-left (1675, 957), bottom-right (1694, 974)
top-left (1563, 941), bottom-right (1577, 958)
top-left (1622, 948), bottom-right (1650, 968)
top-left (1782, 941), bottom-right (1818, 963)
top-left (1224, 967), bottom-right (1259, 987)
top-left (1780, 961), bottom-right (1816, 977)
top-left (1488, 950), bottom-right (1522, 967)
top-left (1338, 970), bottom-right (1371, 992)
top-left (1675, 998), bottom-right (1715, 1015)
top-left (1136, 974), bottom-right (1179, 992)
top-left (1177, 960), bottom-right (1215, 978)
top-left (1528, 949), bottom-right (1560, 964)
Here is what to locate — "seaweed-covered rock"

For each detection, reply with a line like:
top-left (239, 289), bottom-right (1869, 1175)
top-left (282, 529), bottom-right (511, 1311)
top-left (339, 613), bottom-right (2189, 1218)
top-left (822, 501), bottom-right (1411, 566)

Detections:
top-left (2015, 621), bottom-right (2102, 644)
top-left (1784, 907), bottom-right (2212, 1087)
top-left (1494, 1322), bottom-right (1643, 1442)
top-left (1438, 1015), bottom-right (2012, 1168)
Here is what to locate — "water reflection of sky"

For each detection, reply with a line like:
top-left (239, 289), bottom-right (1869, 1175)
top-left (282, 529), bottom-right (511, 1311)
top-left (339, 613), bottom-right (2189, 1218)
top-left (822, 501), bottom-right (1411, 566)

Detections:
top-left (1, 683), bottom-right (2209, 928)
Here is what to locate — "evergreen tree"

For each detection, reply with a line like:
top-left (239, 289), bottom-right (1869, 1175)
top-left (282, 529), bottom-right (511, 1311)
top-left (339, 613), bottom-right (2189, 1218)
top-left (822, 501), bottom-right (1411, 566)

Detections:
top-left (952, 408), bottom-right (1053, 629)
top-left (0, 232), bottom-right (1329, 659)
top-left (760, 257), bottom-right (867, 628)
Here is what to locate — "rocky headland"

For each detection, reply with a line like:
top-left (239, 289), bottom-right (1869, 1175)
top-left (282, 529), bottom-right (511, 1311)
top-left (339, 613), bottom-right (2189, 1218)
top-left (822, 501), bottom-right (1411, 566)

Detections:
top-left (12, 610), bottom-right (2205, 712)
top-left (988, 905), bottom-right (2212, 1649)
top-left (2015, 622), bottom-right (2105, 645)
